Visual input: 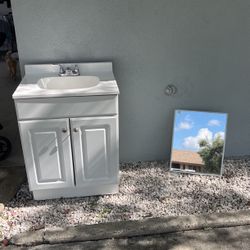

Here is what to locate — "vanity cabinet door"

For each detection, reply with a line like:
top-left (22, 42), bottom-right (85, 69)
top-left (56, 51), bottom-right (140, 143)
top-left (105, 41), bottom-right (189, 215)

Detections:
top-left (19, 119), bottom-right (75, 191)
top-left (70, 116), bottom-right (119, 186)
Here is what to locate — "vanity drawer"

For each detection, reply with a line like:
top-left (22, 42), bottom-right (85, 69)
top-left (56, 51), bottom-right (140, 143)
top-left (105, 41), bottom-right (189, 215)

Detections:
top-left (15, 95), bottom-right (118, 120)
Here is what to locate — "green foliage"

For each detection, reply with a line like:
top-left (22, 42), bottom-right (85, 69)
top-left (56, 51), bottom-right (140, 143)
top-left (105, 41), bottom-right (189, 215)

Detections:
top-left (198, 135), bottom-right (224, 174)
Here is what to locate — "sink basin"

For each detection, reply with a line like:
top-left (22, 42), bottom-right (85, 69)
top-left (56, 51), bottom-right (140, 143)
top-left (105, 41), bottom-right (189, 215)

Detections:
top-left (37, 76), bottom-right (100, 90)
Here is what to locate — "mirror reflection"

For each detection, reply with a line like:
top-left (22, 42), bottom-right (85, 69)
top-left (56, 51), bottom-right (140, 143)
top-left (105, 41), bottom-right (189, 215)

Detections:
top-left (170, 110), bottom-right (227, 175)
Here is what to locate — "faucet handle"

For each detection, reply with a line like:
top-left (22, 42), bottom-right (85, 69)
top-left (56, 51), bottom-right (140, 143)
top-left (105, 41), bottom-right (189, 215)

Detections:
top-left (73, 65), bottom-right (80, 74)
top-left (59, 64), bottom-right (65, 74)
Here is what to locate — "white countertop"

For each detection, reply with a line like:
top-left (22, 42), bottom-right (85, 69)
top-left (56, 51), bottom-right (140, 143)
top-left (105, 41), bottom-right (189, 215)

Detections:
top-left (13, 62), bottom-right (119, 99)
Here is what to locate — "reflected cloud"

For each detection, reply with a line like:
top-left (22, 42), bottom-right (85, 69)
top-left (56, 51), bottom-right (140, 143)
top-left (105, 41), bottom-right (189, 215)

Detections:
top-left (208, 119), bottom-right (221, 127)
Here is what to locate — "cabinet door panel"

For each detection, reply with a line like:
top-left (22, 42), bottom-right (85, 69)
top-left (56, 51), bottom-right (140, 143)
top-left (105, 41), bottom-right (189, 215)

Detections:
top-left (19, 119), bottom-right (75, 190)
top-left (32, 131), bottom-right (62, 182)
top-left (71, 116), bottom-right (118, 186)
top-left (83, 128), bottom-right (108, 179)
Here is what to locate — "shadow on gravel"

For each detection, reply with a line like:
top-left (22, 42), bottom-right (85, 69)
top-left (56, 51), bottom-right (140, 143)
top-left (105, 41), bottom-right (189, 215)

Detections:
top-left (3, 159), bottom-right (250, 242)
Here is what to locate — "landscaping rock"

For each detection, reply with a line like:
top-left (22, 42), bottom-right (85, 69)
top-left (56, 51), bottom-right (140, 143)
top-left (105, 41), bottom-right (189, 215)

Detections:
top-left (0, 203), bottom-right (4, 213)
top-left (2, 158), bottom-right (250, 241)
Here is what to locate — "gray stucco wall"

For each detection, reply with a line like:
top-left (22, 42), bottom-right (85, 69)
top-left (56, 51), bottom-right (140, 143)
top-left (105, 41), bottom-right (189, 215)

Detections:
top-left (11, 0), bottom-right (250, 162)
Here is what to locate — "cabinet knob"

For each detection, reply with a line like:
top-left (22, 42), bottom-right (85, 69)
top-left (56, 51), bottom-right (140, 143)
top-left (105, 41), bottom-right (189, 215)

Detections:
top-left (73, 128), bottom-right (79, 133)
top-left (62, 128), bottom-right (67, 133)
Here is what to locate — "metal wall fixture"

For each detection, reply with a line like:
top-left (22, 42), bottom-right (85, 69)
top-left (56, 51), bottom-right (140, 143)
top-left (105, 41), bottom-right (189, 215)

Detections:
top-left (165, 84), bottom-right (177, 96)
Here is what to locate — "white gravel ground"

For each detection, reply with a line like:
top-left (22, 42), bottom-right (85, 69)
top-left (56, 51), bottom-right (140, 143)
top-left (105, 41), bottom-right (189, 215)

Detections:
top-left (0, 158), bottom-right (250, 240)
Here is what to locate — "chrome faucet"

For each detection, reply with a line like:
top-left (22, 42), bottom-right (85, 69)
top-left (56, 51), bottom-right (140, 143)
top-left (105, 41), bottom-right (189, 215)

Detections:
top-left (58, 64), bottom-right (80, 76)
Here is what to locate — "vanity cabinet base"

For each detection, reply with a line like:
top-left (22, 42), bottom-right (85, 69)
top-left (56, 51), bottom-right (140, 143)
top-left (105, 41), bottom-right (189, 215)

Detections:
top-left (33, 183), bottom-right (119, 200)
top-left (13, 62), bottom-right (120, 201)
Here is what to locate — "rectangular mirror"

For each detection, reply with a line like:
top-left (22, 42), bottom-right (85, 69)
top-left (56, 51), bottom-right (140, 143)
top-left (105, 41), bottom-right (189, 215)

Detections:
top-left (170, 110), bottom-right (228, 176)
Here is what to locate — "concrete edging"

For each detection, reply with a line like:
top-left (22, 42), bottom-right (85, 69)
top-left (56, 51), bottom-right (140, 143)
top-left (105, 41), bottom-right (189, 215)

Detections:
top-left (10, 209), bottom-right (250, 246)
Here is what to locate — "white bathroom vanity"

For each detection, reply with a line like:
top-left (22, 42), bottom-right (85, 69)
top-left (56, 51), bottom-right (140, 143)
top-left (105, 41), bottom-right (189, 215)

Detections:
top-left (13, 62), bottom-right (120, 200)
